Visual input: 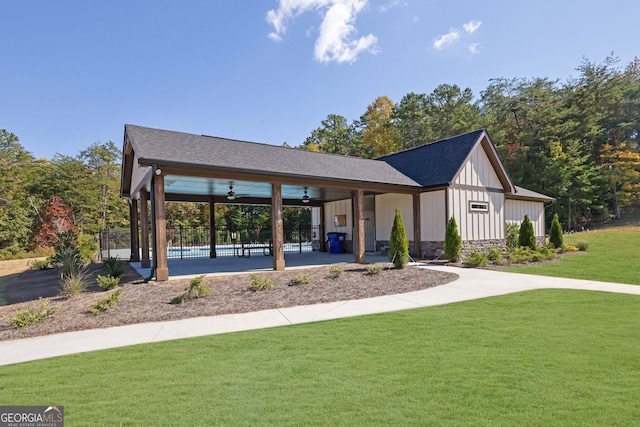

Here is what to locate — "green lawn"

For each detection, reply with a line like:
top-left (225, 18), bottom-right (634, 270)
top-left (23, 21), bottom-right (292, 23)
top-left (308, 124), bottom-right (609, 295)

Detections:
top-left (2, 290), bottom-right (640, 426)
top-left (506, 229), bottom-right (640, 285)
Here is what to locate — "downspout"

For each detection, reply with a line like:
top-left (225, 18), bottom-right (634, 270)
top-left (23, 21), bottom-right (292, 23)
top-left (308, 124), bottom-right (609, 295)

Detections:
top-left (144, 165), bottom-right (158, 282)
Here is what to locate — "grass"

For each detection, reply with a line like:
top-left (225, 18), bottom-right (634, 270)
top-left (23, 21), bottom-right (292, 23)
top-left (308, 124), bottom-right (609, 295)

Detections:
top-left (505, 228), bottom-right (640, 285)
top-left (1, 290), bottom-right (640, 426)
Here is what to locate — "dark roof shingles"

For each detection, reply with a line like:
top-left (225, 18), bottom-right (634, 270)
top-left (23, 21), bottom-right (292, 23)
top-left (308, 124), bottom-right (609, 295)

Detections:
top-left (125, 125), bottom-right (420, 187)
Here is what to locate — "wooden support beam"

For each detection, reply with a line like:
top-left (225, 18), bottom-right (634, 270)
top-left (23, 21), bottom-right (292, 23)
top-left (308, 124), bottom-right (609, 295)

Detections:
top-left (413, 193), bottom-right (422, 259)
top-left (129, 198), bottom-right (140, 262)
top-left (209, 196), bottom-right (216, 258)
top-left (139, 190), bottom-right (150, 268)
top-left (271, 183), bottom-right (285, 271)
top-left (153, 172), bottom-right (169, 281)
top-left (354, 189), bottom-right (366, 264)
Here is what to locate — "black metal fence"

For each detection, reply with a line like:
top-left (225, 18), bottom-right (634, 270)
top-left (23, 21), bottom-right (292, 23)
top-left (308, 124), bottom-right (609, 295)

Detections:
top-left (100, 224), bottom-right (319, 260)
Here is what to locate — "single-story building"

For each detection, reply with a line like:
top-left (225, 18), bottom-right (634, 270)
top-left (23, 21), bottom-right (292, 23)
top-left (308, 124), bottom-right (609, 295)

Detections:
top-left (120, 125), bottom-right (552, 280)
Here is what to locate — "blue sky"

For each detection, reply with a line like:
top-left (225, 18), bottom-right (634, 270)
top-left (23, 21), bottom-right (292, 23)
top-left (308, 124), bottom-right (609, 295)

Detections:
top-left (2, 0), bottom-right (639, 159)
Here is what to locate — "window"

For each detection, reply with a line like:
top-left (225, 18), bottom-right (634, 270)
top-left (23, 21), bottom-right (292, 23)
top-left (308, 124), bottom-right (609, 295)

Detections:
top-left (469, 201), bottom-right (489, 212)
top-left (334, 215), bottom-right (347, 227)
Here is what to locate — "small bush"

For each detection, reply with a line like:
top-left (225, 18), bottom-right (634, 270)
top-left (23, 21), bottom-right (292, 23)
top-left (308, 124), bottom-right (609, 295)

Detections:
top-left (562, 244), bottom-right (579, 252)
top-left (60, 266), bottom-right (89, 297)
top-left (78, 233), bottom-right (99, 263)
top-left (464, 251), bottom-right (488, 267)
top-left (576, 241), bottom-right (589, 251)
top-left (487, 247), bottom-right (503, 262)
top-left (4, 298), bottom-right (56, 329)
top-left (96, 274), bottom-right (121, 291)
top-left (505, 222), bottom-right (520, 250)
top-left (519, 215), bottom-right (537, 249)
top-left (388, 209), bottom-right (409, 269)
top-left (30, 259), bottom-right (50, 270)
top-left (91, 289), bottom-right (124, 315)
top-left (172, 275), bottom-right (212, 304)
top-left (249, 274), bottom-right (273, 291)
top-left (549, 213), bottom-right (563, 249)
top-left (329, 266), bottom-right (344, 279)
top-left (290, 273), bottom-right (311, 286)
top-left (366, 264), bottom-right (384, 275)
top-left (103, 257), bottom-right (125, 278)
top-left (444, 217), bottom-right (462, 262)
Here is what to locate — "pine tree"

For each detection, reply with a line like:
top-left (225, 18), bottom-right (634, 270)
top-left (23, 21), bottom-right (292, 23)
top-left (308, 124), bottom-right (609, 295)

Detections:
top-left (389, 209), bottom-right (409, 269)
top-left (518, 215), bottom-right (536, 249)
top-left (444, 216), bottom-right (462, 262)
top-left (549, 213), bottom-right (563, 248)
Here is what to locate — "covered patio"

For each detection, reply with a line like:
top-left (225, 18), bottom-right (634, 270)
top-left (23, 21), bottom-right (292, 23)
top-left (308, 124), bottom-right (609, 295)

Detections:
top-left (121, 125), bottom-right (422, 280)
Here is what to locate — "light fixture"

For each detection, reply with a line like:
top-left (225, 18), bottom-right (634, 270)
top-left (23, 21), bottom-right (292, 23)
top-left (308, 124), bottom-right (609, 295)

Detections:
top-left (302, 187), bottom-right (310, 204)
top-left (227, 185), bottom-right (236, 201)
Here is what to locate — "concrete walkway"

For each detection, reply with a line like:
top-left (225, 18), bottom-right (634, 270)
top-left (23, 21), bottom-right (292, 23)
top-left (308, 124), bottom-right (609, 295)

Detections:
top-left (1, 265), bottom-right (639, 366)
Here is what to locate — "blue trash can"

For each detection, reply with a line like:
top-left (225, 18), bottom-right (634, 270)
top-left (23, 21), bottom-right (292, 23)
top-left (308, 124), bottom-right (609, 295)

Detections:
top-left (327, 232), bottom-right (346, 254)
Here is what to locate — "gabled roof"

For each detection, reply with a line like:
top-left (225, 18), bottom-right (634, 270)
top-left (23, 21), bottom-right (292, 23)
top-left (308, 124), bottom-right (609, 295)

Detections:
top-left (124, 124), bottom-right (420, 188)
top-left (508, 186), bottom-right (554, 202)
top-left (378, 129), bottom-right (514, 192)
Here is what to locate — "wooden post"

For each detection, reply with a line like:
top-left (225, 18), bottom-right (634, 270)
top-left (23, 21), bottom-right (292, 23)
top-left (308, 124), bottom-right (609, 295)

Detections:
top-left (154, 172), bottom-right (169, 281)
top-left (271, 183), bottom-right (285, 271)
top-left (413, 193), bottom-right (422, 259)
top-left (354, 189), bottom-right (366, 264)
top-left (209, 196), bottom-right (216, 258)
top-left (139, 190), bottom-right (150, 268)
top-left (129, 198), bottom-right (140, 262)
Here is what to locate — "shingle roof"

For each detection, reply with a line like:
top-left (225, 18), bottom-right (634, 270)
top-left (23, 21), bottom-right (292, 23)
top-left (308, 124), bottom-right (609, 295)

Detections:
top-left (509, 186), bottom-right (554, 202)
top-left (125, 124), bottom-right (420, 188)
top-left (377, 129), bottom-right (486, 188)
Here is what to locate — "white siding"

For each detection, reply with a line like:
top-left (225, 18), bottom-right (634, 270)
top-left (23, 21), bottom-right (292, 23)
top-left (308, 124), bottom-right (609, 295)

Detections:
top-left (448, 188), bottom-right (505, 241)
top-left (324, 199), bottom-right (352, 240)
top-left (453, 144), bottom-right (502, 188)
top-left (505, 199), bottom-right (546, 237)
top-left (131, 153), bottom-right (151, 198)
top-left (421, 191), bottom-right (446, 241)
top-left (374, 194), bottom-right (413, 241)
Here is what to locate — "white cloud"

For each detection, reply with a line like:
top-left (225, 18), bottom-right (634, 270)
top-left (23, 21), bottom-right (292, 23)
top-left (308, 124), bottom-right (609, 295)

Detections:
top-left (463, 20), bottom-right (482, 34)
top-left (266, 0), bottom-right (379, 64)
top-left (433, 29), bottom-right (461, 50)
top-left (378, 0), bottom-right (408, 12)
top-left (468, 43), bottom-right (480, 54)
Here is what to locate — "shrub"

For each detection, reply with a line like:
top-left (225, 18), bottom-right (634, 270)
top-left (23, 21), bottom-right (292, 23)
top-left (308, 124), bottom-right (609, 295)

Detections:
top-left (329, 266), bottom-right (344, 279)
top-left (50, 229), bottom-right (80, 266)
top-left (576, 241), bottom-right (589, 251)
top-left (58, 252), bottom-right (88, 297)
top-left (290, 273), bottom-right (311, 286)
top-left (518, 215), bottom-right (537, 249)
top-left (505, 222), bottom-right (520, 250)
top-left (464, 251), bottom-right (488, 267)
top-left (77, 233), bottom-right (99, 263)
top-left (444, 217), bottom-right (462, 262)
top-left (562, 244), bottom-right (579, 252)
top-left (96, 274), bottom-right (121, 291)
top-left (91, 289), bottom-right (124, 315)
top-left (487, 247), bottom-right (503, 262)
top-left (549, 213), bottom-right (563, 249)
top-left (103, 257), bottom-right (125, 278)
top-left (366, 264), bottom-right (384, 275)
top-left (172, 275), bottom-right (211, 304)
top-left (4, 298), bottom-right (56, 329)
top-left (30, 259), bottom-right (50, 270)
top-left (60, 265), bottom-right (89, 297)
top-left (388, 209), bottom-right (409, 269)
top-left (249, 274), bottom-right (273, 291)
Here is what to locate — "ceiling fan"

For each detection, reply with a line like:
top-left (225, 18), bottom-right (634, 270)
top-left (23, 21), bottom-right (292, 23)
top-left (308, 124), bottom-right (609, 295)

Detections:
top-left (226, 183), bottom-right (250, 201)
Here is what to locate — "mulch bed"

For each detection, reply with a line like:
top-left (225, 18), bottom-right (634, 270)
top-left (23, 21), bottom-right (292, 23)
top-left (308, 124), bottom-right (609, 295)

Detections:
top-left (0, 262), bottom-right (458, 341)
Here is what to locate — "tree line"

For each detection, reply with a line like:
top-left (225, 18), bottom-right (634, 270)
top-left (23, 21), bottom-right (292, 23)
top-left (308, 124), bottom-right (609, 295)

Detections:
top-left (300, 56), bottom-right (640, 229)
top-left (1, 56), bottom-right (638, 258)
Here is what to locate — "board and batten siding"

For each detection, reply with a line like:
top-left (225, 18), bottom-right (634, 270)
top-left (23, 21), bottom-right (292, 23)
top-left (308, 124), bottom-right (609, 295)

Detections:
top-left (323, 199), bottom-right (353, 239)
top-left (505, 199), bottom-right (546, 237)
top-left (374, 194), bottom-right (413, 241)
top-left (130, 153), bottom-right (151, 197)
top-left (448, 143), bottom-right (506, 242)
top-left (421, 191), bottom-right (446, 241)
